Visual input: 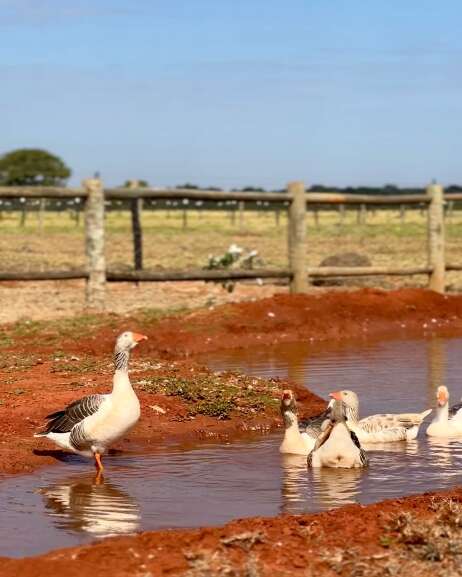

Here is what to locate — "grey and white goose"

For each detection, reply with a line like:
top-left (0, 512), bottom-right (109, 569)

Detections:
top-left (35, 331), bottom-right (147, 473)
top-left (330, 390), bottom-right (431, 443)
top-left (307, 399), bottom-right (368, 468)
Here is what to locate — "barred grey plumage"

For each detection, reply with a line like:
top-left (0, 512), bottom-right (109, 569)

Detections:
top-left (307, 450), bottom-right (313, 467)
top-left (349, 430), bottom-right (369, 466)
top-left (300, 407), bottom-right (332, 437)
top-left (69, 420), bottom-right (92, 451)
top-left (38, 394), bottom-right (105, 435)
top-left (449, 402), bottom-right (462, 419)
top-left (114, 349), bottom-right (129, 372)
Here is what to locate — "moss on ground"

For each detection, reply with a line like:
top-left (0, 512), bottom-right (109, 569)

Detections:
top-left (137, 371), bottom-right (280, 420)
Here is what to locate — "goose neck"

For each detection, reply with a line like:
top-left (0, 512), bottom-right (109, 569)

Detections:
top-left (282, 409), bottom-right (299, 431)
top-left (114, 349), bottom-right (130, 373)
top-left (435, 403), bottom-right (449, 423)
top-left (346, 405), bottom-right (359, 424)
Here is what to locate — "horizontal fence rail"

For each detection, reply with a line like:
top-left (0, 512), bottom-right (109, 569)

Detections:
top-left (0, 266), bottom-right (436, 283)
top-left (0, 179), bottom-right (457, 307)
top-left (0, 270), bottom-right (89, 281)
top-left (2, 184), bottom-right (462, 205)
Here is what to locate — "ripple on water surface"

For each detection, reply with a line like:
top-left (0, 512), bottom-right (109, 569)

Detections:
top-left (2, 335), bottom-right (462, 557)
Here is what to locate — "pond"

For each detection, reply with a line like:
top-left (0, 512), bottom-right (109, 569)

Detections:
top-left (1, 335), bottom-right (462, 557)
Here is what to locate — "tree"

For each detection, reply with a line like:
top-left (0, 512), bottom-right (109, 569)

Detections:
top-left (0, 148), bottom-right (71, 186)
top-left (241, 186), bottom-right (266, 192)
top-left (175, 183), bottom-right (199, 189)
top-left (123, 179), bottom-right (149, 187)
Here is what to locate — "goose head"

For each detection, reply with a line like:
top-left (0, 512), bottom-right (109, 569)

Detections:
top-left (114, 331), bottom-right (148, 353)
top-left (329, 390), bottom-right (359, 422)
top-left (280, 389), bottom-right (297, 414)
top-left (329, 399), bottom-right (348, 423)
top-left (436, 385), bottom-right (449, 408)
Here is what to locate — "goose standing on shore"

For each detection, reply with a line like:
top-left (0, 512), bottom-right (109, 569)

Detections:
top-left (427, 386), bottom-right (462, 437)
top-left (308, 399), bottom-right (368, 468)
top-left (330, 390), bottom-right (431, 442)
top-left (35, 331), bottom-right (147, 474)
top-left (279, 390), bottom-right (331, 455)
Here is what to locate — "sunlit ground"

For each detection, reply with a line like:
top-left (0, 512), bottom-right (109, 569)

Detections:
top-left (1, 206), bottom-right (461, 290)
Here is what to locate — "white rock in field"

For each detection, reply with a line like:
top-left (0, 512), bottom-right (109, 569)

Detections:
top-left (149, 405), bottom-right (166, 414)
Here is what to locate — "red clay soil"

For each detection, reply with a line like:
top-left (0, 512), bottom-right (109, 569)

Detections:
top-left (2, 487), bottom-right (461, 577)
top-left (51, 287), bottom-right (462, 358)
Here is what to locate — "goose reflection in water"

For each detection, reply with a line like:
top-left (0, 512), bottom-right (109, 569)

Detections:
top-left (40, 476), bottom-right (140, 538)
top-left (280, 441), bottom-right (422, 513)
top-left (427, 436), bottom-right (462, 471)
top-left (280, 454), bottom-right (362, 512)
top-left (307, 467), bottom-right (362, 508)
top-left (280, 454), bottom-right (308, 514)
top-left (364, 440), bottom-right (419, 455)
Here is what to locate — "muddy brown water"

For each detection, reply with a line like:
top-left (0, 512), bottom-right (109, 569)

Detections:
top-left (2, 335), bottom-right (462, 558)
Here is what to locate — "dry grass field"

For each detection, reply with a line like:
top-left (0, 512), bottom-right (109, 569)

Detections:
top-left (1, 206), bottom-right (462, 290)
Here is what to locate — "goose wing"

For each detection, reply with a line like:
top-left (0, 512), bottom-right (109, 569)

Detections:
top-left (349, 430), bottom-right (369, 466)
top-left (307, 420), bottom-right (333, 467)
top-left (359, 410), bottom-right (430, 432)
top-left (300, 407), bottom-right (332, 438)
top-left (449, 402), bottom-right (462, 420)
top-left (40, 395), bottom-right (107, 434)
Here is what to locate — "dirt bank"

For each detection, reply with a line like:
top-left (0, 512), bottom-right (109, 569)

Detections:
top-left (5, 288), bottom-right (462, 360)
top-left (0, 356), bottom-right (323, 476)
top-left (2, 487), bottom-right (462, 576)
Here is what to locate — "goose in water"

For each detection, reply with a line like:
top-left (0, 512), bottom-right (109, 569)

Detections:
top-left (330, 390), bottom-right (431, 442)
top-left (307, 399), bottom-right (368, 468)
top-left (279, 390), bottom-right (331, 455)
top-left (427, 386), bottom-right (462, 437)
top-left (35, 331), bottom-right (147, 474)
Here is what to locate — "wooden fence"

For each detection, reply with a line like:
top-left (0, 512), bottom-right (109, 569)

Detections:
top-left (0, 179), bottom-right (457, 308)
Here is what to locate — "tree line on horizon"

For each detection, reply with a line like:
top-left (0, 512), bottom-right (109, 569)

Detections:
top-left (1, 148), bottom-right (460, 194)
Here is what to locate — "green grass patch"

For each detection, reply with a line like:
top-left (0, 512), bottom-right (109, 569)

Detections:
top-left (137, 372), bottom-right (279, 420)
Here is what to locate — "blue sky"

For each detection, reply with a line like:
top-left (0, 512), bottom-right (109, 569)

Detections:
top-left (1, 0), bottom-right (461, 188)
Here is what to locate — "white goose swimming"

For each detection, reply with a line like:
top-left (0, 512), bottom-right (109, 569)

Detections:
top-left (330, 390), bottom-right (431, 443)
top-left (307, 399), bottom-right (368, 468)
top-left (35, 331), bottom-right (147, 473)
top-left (426, 386), bottom-right (462, 437)
top-left (279, 390), bottom-right (331, 455)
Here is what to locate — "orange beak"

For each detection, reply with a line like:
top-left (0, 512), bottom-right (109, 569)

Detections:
top-left (132, 332), bottom-right (148, 343)
top-left (329, 391), bottom-right (342, 401)
top-left (437, 390), bottom-right (447, 406)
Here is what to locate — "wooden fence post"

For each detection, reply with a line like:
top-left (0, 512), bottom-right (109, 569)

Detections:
top-left (128, 180), bottom-right (143, 270)
top-left (19, 199), bottom-right (27, 227)
top-left (399, 204), bottom-right (406, 224)
top-left (38, 198), bottom-right (45, 231)
top-left (427, 182), bottom-right (445, 293)
top-left (275, 208), bottom-right (280, 227)
top-left (313, 206), bottom-right (319, 228)
top-left (287, 181), bottom-right (308, 293)
top-left (238, 200), bottom-right (245, 231)
top-left (84, 178), bottom-right (106, 308)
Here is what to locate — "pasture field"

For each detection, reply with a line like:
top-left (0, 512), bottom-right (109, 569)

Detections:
top-left (1, 207), bottom-right (462, 291)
